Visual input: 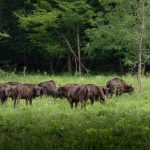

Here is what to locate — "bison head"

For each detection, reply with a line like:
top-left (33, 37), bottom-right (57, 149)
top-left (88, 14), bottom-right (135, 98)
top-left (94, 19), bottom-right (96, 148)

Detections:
top-left (2, 86), bottom-right (13, 96)
top-left (126, 84), bottom-right (134, 93)
top-left (56, 87), bottom-right (64, 99)
top-left (34, 86), bottom-right (42, 97)
top-left (0, 86), bottom-right (12, 103)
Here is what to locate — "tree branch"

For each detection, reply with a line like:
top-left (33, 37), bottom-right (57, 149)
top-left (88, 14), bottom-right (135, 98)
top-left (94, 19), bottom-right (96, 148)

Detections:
top-left (56, 31), bottom-right (89, 73)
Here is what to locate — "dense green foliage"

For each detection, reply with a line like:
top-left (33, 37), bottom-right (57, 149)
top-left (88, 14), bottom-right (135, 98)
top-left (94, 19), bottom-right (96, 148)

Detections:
top-left (0, 73), bottom-right (150, 149)
top-left (1, 0), bottom-right (150, 73)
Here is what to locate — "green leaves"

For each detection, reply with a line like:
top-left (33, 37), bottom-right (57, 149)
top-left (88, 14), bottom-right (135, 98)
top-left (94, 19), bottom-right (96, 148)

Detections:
top-left (0, 32), bottom-right (10, 39)
top-left (15, 10), bottom-right (60, 30)
top-left (85, 0), bottom-right (150, 67)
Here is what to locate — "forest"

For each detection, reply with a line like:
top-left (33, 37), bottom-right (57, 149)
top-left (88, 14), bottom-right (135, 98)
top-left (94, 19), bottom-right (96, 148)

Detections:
top-left (1, 1), bottom-right (150, 150)
top-left (1, 0), bottom-right (150, 74)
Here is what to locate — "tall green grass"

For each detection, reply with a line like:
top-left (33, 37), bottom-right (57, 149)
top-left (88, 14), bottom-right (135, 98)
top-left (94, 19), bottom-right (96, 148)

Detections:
top-left (0, 72), bottom-right (150, 150)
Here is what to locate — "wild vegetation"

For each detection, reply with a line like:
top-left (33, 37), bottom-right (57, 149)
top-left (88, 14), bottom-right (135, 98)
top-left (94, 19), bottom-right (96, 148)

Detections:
top-left (0, 72), bottom-right (150, 150)
top-left (1, 0), bottom-right (150, 75)
top-left (1, 0), bottom-right (150, 149)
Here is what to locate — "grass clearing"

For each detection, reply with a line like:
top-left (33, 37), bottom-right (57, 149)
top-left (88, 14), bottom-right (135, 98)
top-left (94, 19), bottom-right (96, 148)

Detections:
top-left (0, 72), bottom-right (150, 150)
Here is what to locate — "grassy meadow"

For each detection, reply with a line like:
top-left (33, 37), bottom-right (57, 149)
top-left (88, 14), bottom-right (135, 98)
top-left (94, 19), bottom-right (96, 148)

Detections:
top-left (0, 71), bottom-right (150, 150)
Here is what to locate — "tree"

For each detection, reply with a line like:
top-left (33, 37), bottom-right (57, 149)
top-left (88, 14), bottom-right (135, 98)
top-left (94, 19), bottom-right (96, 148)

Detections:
top-left (15, 0), bottom-right (93, 74)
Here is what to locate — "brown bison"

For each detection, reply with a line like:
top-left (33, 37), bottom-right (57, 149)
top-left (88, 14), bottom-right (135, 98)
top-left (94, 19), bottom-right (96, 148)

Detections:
top-left (38, 80), bottom-right (57, 97)
top-left (56, 84), bottom-right (78, 99)
top-left (57, 84), bottom-right (105, 108)
top-left (106, 78), bottom-right (134, 97)
top-left (67, 85), bottom-right (90, 109)
top-left (83, 84), bottom-right (106, 106)
top-left (11, 84), bottom-right (42, 108)
top-left (0, 82), bottom-right (21, 104)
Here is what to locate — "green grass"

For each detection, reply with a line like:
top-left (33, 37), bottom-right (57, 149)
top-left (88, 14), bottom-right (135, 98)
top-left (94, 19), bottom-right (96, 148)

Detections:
top-left (0, 71), bottom-right (150, 150)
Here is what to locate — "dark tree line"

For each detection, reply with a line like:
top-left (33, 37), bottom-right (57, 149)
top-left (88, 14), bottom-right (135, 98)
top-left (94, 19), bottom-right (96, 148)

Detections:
top-left (0, 0), bottom-right (150, 75)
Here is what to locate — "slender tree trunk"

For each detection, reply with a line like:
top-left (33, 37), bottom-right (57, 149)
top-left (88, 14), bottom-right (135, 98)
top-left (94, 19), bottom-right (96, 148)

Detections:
top-left (75, 58), bottom-right (78, 74)
top-left (61, 33), bottom-right (88, 73)
top-left (67, 53), bottom-right (72, 74)
top-left (77, 26), bottom-right (81, 75)
top-left (137, 0), bottom-right (145, 94)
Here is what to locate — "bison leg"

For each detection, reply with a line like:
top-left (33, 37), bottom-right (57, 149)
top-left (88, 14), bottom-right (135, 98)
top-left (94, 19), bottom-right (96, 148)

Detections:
top-left (1, 99), bottom-right (5, 105)
top-left (80, 100), bottom-right (86, 109)
top-left (90, 99), bottom-right (94, 106)
top-left (26, 99), bottom-right (28, 106)
top-left (110, 93), bottom-right (113, 98)
top-left (14, 99), bottom-right (17, 108)
top-left (29, 99), bottom-right (32, 106)
top-left (1, 97), bottom-right (8, 105)
top-left (17, 99), bottom-right (20, 105)
top-left (14, 95), bottom-right (20, 108)
top-left (100, 98), bottom-right (105, 103)
top-left (75, 102), bottom-right (78, 108)
top-left (69, 101), bottom-right (73, 109)
top-left (116, 89), bottom-right (121, 97)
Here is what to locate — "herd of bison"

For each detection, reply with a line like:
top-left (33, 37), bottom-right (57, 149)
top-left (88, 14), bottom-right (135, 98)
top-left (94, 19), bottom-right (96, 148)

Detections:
top-left (0, 78), bottom-right (134, 108)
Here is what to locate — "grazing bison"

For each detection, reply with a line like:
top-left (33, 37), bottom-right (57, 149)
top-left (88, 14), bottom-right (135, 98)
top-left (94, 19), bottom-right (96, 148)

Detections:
top-left (67, 85), bottom-right (90, 109)
top-left (11, 84), bottom-right (42, 108)
top-left (106, 78), bottom-right (134, 97)
top-left (57, 84), bottom-right (105, 109)
top-left (56, 84), bottom-right (78, 99)
top-left (38, 80), bottom-right (57, 97)
top-left (0, 82), bottom-right (21, 104)
top-left (83, 84), bottom-right (106, 105)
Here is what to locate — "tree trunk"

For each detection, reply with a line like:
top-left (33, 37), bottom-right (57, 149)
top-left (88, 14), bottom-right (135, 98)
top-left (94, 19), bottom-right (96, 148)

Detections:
top-left (137, 49), bottom-right (142, 94)
top-left (67, 53), bottom-right (72, 74)
top-left (77, 26), bottom-right (81, 75)
top-left (75, 57), bottom-right (78, 74)
top-left (61, 33), bottom-right (88, 74)
top-left (137, 0), bottom-right (145, 94)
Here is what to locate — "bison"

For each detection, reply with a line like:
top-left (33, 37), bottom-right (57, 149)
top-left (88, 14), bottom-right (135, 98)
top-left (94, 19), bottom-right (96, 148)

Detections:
top-left (56, 84), bottom-right (78, 99)
top-left (38, 80), bottom-right (57, 97)
top-left (57, 84), bottom-right (105, 109)
top-left (67, 85), bottom-right (90, 109)
top-left (0, 82), bottom-right (21, 104)
top-left (83, 84), bottom-right (106, 106)
top-left (11, 84), bottom-right (42, 108)
top-left (106, 78), bottom-right (134, 97)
